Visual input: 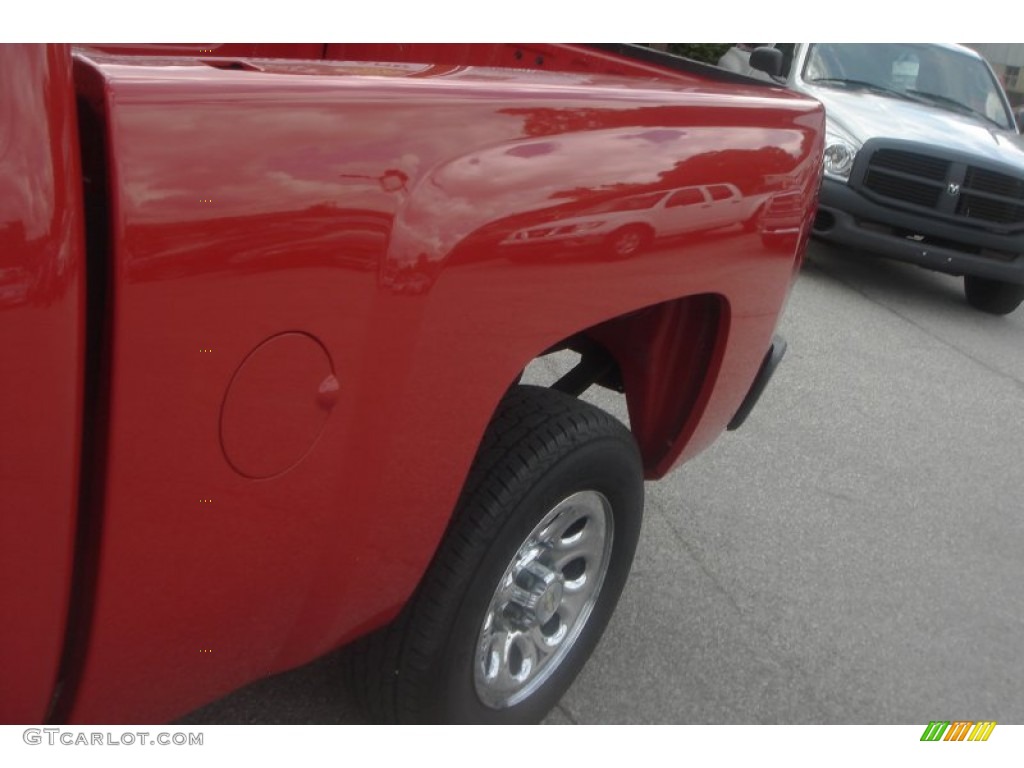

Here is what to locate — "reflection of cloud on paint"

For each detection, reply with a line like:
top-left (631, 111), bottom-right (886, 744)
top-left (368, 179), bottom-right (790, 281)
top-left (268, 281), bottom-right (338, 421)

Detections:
top-left (390, 215), bottom-right (446, 262)
top-left (398, 153), bottom-right (421, 176)
top-left (621, 129), bottom-right (687, 144)
top-left (264, 170), bottom-right (348, 200)
top-left (506, 142), bottom-right (558, 158)
top-left (123, 180), bottom-right (180, 207)
top-left (389, 188), bottom-right (481, 265)
top-left (434, 128), bottom-right (677, 193)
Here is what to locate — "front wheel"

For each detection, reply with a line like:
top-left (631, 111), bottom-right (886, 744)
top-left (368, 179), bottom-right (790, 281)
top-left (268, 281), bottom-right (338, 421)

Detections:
top-left (964, 275), bottom-right (1024, 315)
top-left (348, 385), bottom-right (644, 723)
top-left (606, 225), bottom-right (652, 259)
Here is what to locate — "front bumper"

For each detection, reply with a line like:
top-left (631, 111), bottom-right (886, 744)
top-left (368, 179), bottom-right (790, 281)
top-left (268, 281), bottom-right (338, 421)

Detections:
top-left (813, 178), bottom-right (1024, 285)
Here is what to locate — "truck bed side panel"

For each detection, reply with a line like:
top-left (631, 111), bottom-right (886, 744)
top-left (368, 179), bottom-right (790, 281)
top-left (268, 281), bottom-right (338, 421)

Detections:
top-left (66, 54), bottom-right (822, 723)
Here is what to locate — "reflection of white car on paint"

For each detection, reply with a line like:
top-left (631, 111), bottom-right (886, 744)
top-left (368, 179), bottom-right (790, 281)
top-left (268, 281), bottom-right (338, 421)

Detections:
top-left (502, 183), bottom-right (752, 257)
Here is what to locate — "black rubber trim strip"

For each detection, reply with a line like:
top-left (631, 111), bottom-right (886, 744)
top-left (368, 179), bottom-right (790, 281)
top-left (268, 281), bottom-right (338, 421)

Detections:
top-left (727, 335), bottom-right (787, 431)
top-left (46, 83), bottom-right (115, 725)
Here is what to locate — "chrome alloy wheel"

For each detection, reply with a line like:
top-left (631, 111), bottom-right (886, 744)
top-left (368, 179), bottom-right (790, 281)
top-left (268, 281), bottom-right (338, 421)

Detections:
top-left (474, 490), bottom-right (614, 709)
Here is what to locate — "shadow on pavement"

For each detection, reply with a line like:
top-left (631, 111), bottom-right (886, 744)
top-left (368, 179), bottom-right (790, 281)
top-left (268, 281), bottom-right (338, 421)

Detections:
top-left (802, 241), bottom-right (971, 313)
top-left (176, 647), bottom-right (367, 725)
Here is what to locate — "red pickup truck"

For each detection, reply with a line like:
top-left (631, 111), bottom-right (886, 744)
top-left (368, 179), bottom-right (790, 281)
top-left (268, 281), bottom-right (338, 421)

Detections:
top-left (0, 43), bottom-right (823, 724)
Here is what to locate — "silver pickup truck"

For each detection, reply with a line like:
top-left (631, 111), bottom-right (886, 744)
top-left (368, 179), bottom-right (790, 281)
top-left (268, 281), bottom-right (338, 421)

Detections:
top-left (722, 43), bottom-right (1024, 315)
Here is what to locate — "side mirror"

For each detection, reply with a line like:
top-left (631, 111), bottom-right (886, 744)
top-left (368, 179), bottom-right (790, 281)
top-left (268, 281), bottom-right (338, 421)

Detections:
top-left (749, 47), bottom-right (784, 78)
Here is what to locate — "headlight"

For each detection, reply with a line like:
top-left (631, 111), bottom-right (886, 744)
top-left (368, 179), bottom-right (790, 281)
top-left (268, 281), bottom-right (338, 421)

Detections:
top-left (823, 124), bottom-right (860, 181)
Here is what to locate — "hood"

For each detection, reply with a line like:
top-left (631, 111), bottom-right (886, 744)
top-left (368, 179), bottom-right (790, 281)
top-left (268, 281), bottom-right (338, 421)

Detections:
top-left (804, 84), bottom-right (1024, 170)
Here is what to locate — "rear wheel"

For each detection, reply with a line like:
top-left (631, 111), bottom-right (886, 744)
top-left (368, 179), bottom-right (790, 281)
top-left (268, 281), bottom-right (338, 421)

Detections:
top-left (347, 385), bottom-right (644, 723)
top-left (964, 275), bottom-right (1024, 315)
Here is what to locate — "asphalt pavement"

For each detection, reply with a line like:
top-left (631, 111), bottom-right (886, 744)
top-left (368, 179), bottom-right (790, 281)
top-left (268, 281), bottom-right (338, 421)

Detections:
top-left (180, 240), bottom-right (1024, 724)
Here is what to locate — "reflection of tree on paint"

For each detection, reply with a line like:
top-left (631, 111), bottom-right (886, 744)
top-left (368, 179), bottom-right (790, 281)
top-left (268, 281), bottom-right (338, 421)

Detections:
top-left (124, 203), bottom-right (389, 282)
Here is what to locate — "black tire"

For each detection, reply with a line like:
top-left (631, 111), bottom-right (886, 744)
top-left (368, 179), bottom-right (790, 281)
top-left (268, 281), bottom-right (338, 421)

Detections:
top-left (347, 385), bottom-right (644, 723)
top-left (964, 275), bottom-right (1024, 315)
top-left (606, 225), bottom-right (652, 258)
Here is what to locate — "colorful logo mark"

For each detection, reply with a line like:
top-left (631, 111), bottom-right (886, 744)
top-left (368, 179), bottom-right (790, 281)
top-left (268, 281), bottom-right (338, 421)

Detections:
top-left (920, 721), bottom-right (996, 742)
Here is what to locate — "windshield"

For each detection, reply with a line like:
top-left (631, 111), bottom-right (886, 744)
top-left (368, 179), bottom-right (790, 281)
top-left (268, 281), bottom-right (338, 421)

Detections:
top-left (801, 44), bottom-right (1013, 130)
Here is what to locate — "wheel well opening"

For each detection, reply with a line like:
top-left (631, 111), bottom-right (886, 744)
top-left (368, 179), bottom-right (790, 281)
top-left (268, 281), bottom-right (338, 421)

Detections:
top-left (516, 293), bottom-right (727, 477)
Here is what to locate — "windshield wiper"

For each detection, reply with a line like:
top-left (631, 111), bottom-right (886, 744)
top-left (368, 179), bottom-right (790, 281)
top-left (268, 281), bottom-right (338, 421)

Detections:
top-left (807, 78), bottom-right (917, 102)
top-left (905, 89), bottom-right (1004, 128)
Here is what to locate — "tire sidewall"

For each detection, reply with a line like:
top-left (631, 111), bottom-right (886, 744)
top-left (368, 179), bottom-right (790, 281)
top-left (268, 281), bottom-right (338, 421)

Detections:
top-left (964, 275), bottom-right (1024, 315)
top-left (428, 434), bottom-right (643, 724)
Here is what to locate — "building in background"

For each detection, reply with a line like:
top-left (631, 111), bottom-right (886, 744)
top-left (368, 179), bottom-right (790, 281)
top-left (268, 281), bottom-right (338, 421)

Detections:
top-left (965, 43), bottom-right (1024, 106)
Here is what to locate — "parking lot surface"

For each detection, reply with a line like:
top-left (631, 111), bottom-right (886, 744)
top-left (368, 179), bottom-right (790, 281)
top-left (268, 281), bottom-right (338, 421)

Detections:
top-left (181, 240), bottom-right (1024, 724)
